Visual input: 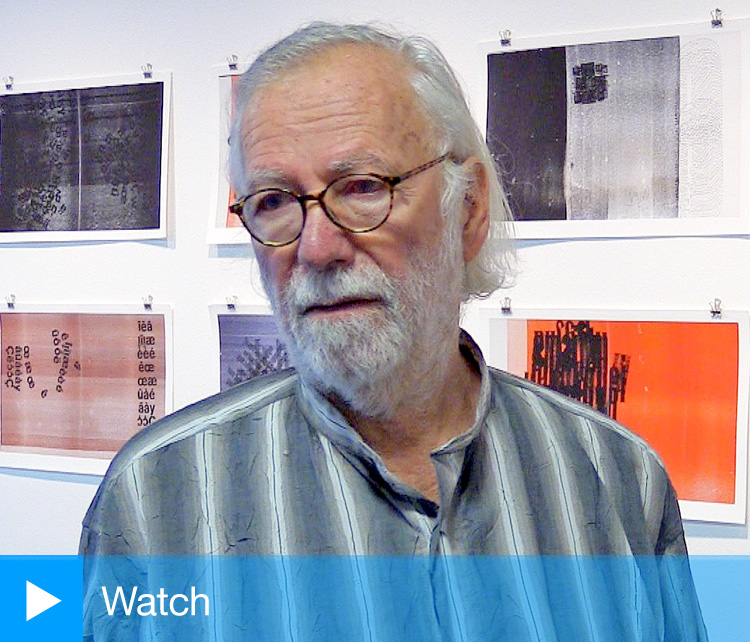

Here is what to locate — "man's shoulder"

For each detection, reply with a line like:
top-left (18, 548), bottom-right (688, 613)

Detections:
top-left (486, 366), bottom-right (663, 464)
top-left (105, 368), bottom-right (299, 481)
top-left (80, 369), bottom-right (300, 552)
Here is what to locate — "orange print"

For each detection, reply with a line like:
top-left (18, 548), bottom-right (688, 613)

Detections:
top-left (519, 320), bottom-right (738, 504)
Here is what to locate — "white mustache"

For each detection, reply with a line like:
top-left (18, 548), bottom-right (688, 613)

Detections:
top-left (286, 265), bottom-right (397, 315)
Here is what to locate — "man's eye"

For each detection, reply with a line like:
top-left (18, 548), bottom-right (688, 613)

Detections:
top-left (338, 177), bottom-right (387, 197)
top-left (252, 190), bottom-right (294, 213)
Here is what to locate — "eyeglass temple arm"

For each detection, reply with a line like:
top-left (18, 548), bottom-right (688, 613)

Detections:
top-left (389, 153), bottom-right (451, 186)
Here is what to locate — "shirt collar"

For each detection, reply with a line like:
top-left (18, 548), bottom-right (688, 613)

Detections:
top-left (296, 328), bottom-right (491, 461)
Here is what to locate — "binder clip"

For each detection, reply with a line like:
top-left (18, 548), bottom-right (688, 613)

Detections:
top-left (501, 297), bottom-right (512, 314)
top-left (499, 29), bottom-right (512, 47)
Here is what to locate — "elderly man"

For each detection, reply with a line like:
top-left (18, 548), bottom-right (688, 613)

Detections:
top-left (82, 22), bottom-right (707, 641)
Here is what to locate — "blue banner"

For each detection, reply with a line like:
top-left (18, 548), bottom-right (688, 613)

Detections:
top-left (0, 554), bottom-right (748, 640)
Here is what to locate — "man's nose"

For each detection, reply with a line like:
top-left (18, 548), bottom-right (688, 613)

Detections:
top-left (295, 200), bottom-right (356, 269)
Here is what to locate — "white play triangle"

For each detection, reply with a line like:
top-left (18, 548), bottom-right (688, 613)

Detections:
top-left (26, 580), bottom-right (61, 621)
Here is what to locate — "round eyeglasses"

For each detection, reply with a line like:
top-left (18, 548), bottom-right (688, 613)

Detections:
top-left (229, 154), bottom-right (449, 247)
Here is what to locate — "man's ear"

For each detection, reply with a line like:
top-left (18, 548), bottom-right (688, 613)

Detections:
top-left (460, 157), bottom-right (490, 263)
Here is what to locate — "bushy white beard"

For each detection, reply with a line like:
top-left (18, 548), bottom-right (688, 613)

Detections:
top-left (262, 217), bottom-right (464, 418)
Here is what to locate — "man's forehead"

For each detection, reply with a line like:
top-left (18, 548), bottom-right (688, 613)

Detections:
top-left (239, 42), bottom-right (432, 177)
top-left (246, 42), bottom-right (420, 118)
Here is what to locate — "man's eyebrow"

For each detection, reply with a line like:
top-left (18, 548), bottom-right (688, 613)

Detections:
top-left (241, 154), bottom-right (396, 193)
top-left (329, 153), bottom-right (395, 176)
top-left (242, 168), bottom-right (294, 192)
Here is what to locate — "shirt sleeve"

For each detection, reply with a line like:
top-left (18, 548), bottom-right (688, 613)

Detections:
top-left (656, 481), bottom-right (710, 641)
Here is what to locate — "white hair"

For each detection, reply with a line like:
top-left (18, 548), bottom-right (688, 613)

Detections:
top-left (228, 22), bottom-right (516, 300)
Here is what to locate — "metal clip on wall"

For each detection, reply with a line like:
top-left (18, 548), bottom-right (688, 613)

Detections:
top-left (499, 29), bottom-right (512, 47)
top-left (501, 297), bottom-right (512, 314)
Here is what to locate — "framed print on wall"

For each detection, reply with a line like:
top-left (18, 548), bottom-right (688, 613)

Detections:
top-left (207, 61), bottom-right (251, 245)
top-left (472, 306), bottom-right (749, 524)
top-left (210, 304), bottom-right (290, 392)
top-left (0, 71), bottom-right (171, 243)
top-left (0, 304), bottom-right (173, 475)
top-left (481, 18), bottom-right (749, 239)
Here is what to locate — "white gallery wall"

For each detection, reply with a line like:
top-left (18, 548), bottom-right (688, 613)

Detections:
top-left (0, 0), bottom-right (748, 555)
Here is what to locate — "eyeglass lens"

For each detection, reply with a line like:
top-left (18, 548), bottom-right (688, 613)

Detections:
top-left (232, 154), bottom-right (448, 246)
top-left (241, 174), bottom-right (393, 245)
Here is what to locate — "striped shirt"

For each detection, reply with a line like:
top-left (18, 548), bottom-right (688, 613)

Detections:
top-left (81, 332), bottom-right (707, 640)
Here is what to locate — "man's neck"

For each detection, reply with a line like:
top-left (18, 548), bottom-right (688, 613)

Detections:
top-left (331, 338), bottom-right (482, 503)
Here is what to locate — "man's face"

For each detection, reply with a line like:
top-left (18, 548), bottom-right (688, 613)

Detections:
top-left (238, 44), bottom-right (465, 414)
